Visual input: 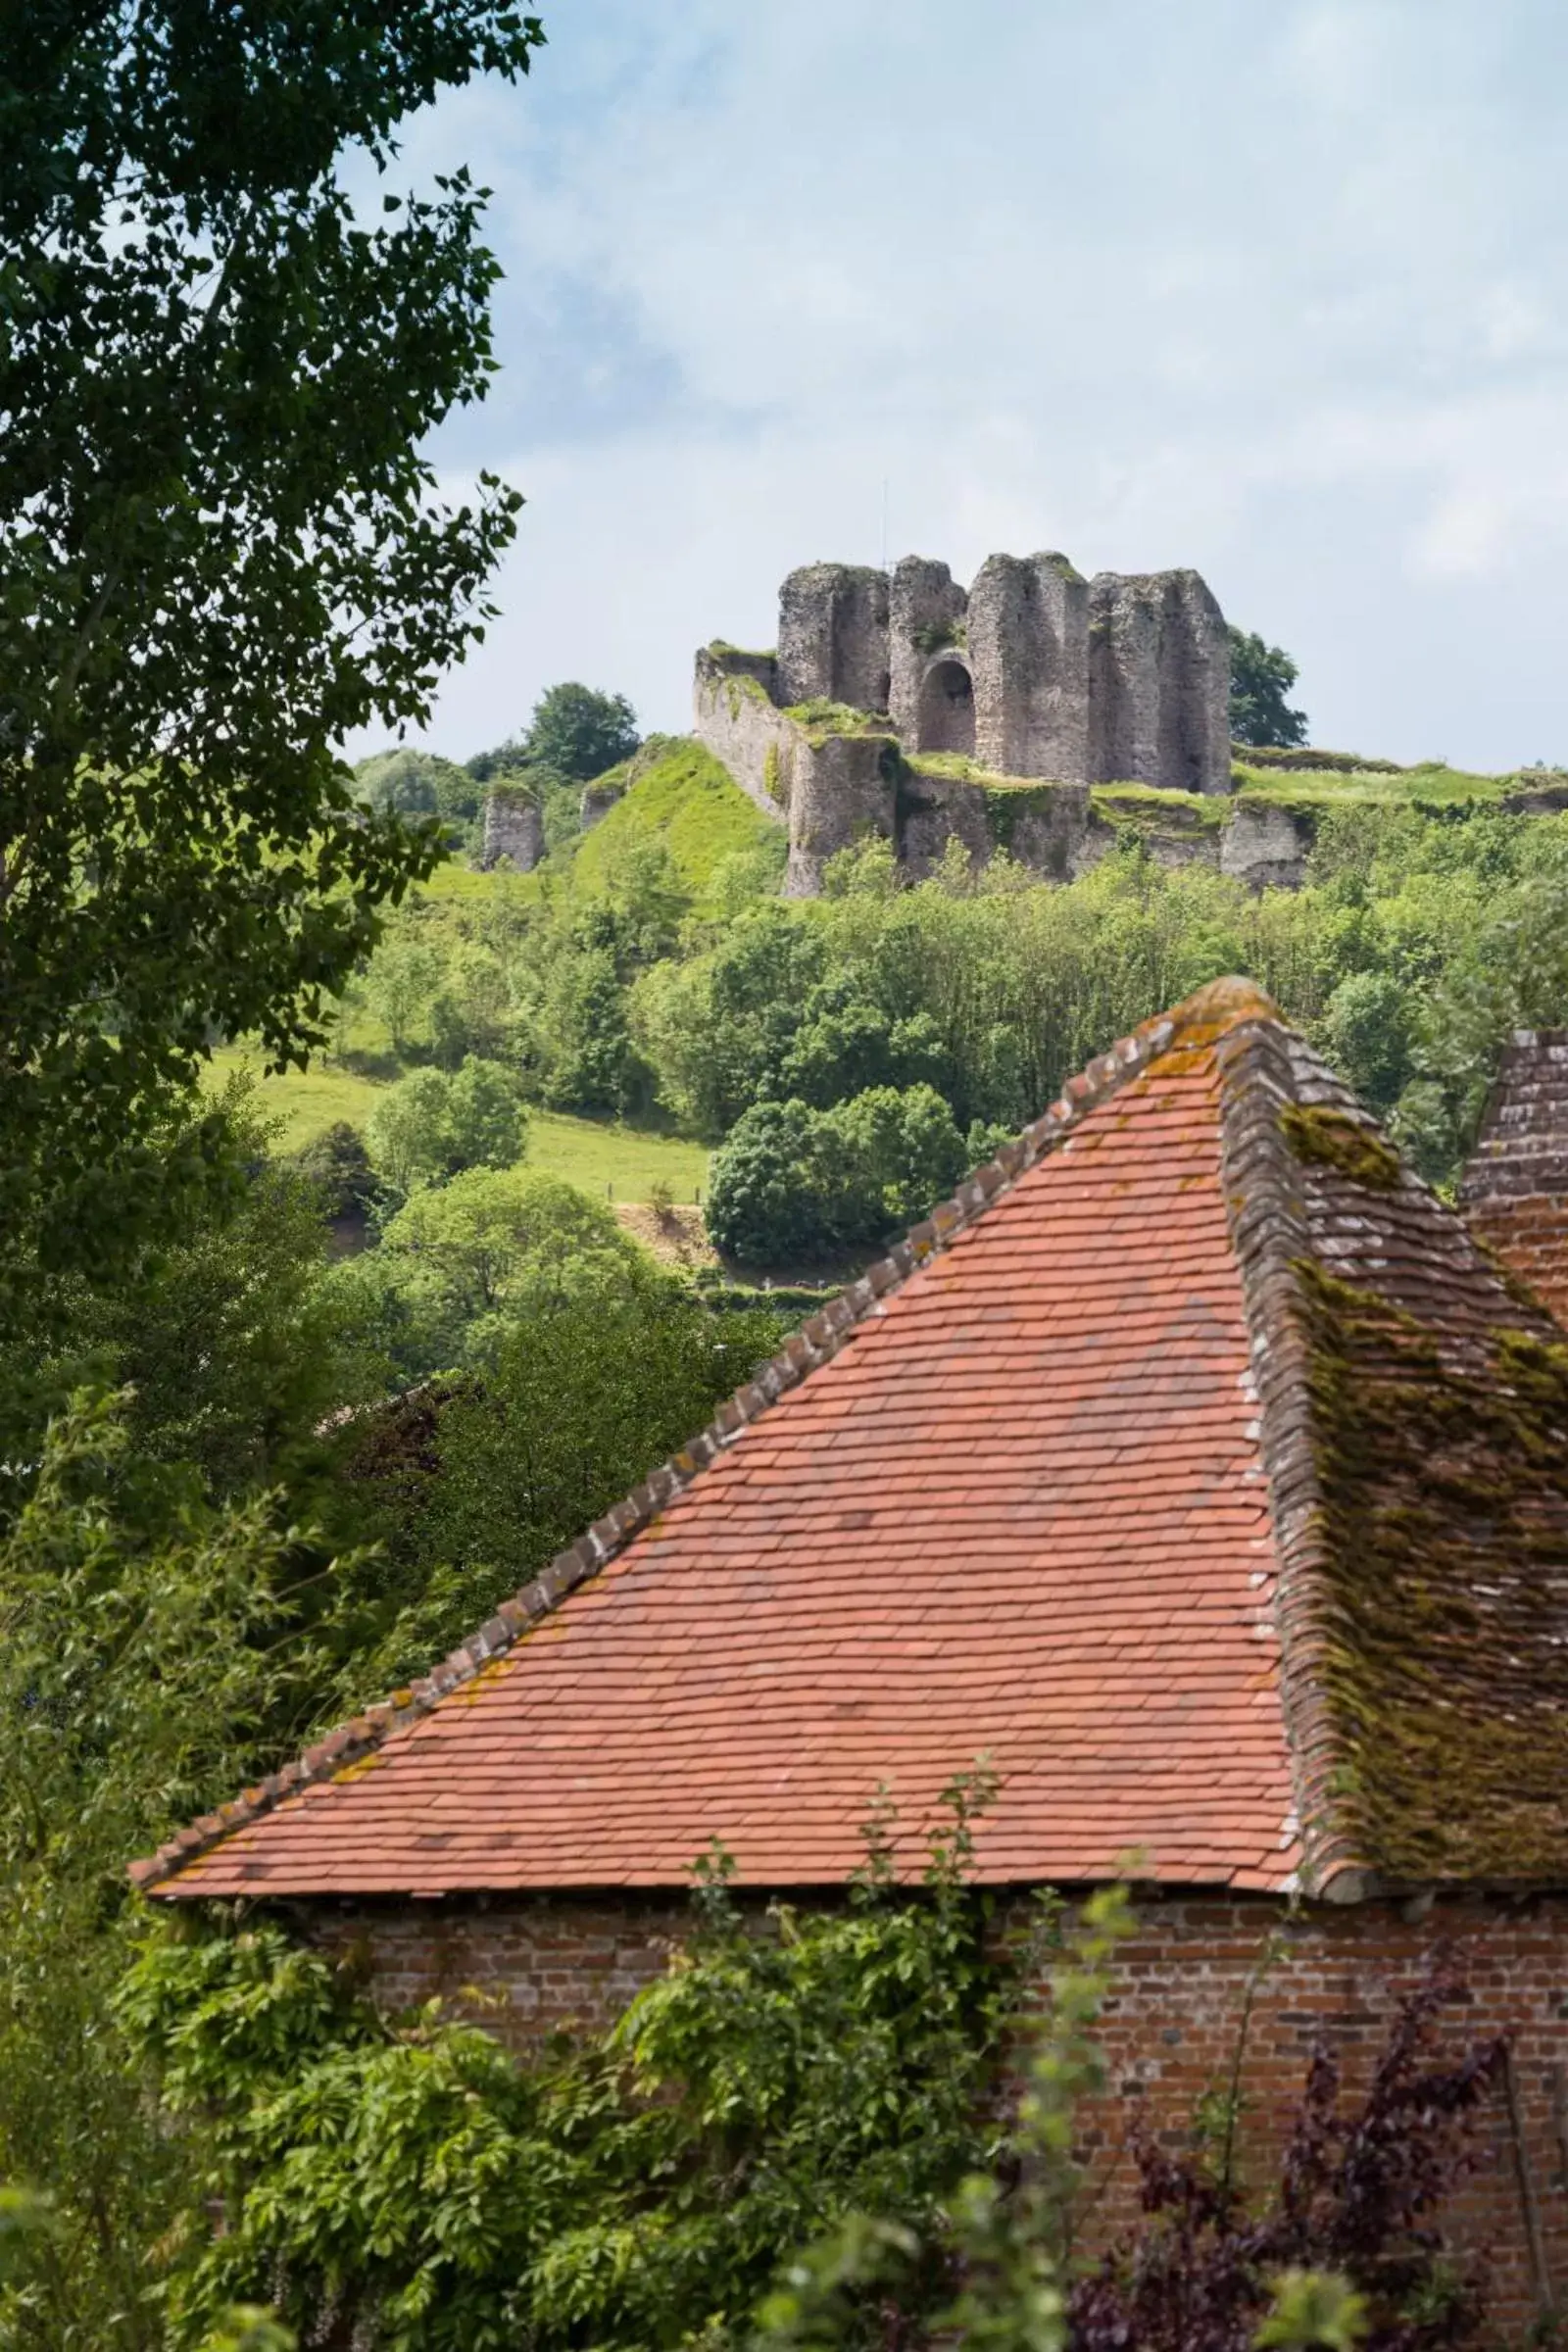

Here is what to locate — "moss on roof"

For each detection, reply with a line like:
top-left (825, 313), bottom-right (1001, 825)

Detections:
top-left (1282, 1104), bottom-right (1401, 1192)
top-left (1298, 1261), bottom-right (1568, 1886)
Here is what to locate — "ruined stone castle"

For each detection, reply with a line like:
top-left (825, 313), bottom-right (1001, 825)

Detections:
top-left (695, 553), bottom-right (1235, 892)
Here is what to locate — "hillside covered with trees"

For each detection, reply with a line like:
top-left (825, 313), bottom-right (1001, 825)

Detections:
top-left (0, 3), bottom-right (1560, 2347)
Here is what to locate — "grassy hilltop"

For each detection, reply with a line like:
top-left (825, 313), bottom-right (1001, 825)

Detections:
top-left (213, 733), bottom-right (1568, 1243)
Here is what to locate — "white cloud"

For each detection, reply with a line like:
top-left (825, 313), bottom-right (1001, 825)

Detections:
top-left (353, 0), bottom-right (1568, 773)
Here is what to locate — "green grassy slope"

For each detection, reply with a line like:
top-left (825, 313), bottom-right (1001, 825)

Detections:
top-left (206, 1049), bottom-right (710, 1199)
top-left (207, 1050), bottom-right (384, 1149)
top-left (570, 740), bottom-right (784, 900)
top-left (1232, 759), bottom-right (1530, 811)
top-left (525, 1114), bottom-right (707, 1201)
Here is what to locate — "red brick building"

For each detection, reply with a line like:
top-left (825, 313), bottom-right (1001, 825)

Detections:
top-left (1460, 1026), bottom-right (1568, 1330)
top-left (134, 980), bottom-right (1568, 2328)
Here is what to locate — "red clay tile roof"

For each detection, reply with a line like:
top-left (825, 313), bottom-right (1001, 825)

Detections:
top-left (134, 980), bottom-right (1568, 1905)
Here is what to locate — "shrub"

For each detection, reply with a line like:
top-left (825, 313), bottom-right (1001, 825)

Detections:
top-left (366, 1058), bottom-right (526, 1194)
top-left (427, 944), bottom-right (514, 1068)
top-left (120, 1781), bottom-right (1026, 2352)
top-left (1318, 973), bottom-right (1412, 1116)
top-left (289, 1122), bottom-right (376, 1222)
top-left (0, 1395), bottom-right (370, 2346)
top-left (354, 748), bottom-right (481, 826)
top-left (1069, 1970), bottom-right (1500, 2352)
top-left (347, 1165), bottom-right (655, 1375)
top-left (705, 1100), bottom-right (836, 1265)
top-left (827, 1083), bottom-right (967, 1235)
top-left (706, 1086), bottom-right (966, 1266)
top-left (540, 944), bottom-right (648, 1116)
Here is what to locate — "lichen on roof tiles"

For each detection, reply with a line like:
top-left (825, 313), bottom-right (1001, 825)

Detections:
top-left (132, 978), bottom-right (1568, 1906)
top-left (1297, 1265), bottom-right (1568, 1884)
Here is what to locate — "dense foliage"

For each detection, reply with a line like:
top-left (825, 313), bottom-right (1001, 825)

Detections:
top-left (354, 749), bottom-right (485, 850)
top-left (0, 0), bottom-right (542, 1310)
top-left (707, 1085), bottom-right (967, 1265)
top-left (0, 1395), bottom-right (365, 2347)
top-left (0, 1088), bottom-right (387, 1517)
top-left (761, 1904), bottom-right (1496, 2352)
top-left (523, 681), bottom-right (641, 781)
top-left (327, 778), bottom-right (1568, 1268)
top-left (366, 1055), bottom-right (527, 1194)
top-left (122, 1783), bottom-right (1019, 2352)
top-left (1229, 629), bottom-right (1309, 749)
top-left (105, 1827), bottom-right (1504, 2352)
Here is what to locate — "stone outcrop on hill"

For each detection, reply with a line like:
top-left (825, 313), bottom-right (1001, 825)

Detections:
top-left (478, 783), bottom-right (543, 871)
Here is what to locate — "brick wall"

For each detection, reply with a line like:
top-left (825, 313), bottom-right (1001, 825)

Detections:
top-left (299, 1887), bottom-right (1568, 2335)
top-left (1458, 1028), bottom-right (1568, 1327)
top-left (1078, 1893), bottom-right (1568, 2335)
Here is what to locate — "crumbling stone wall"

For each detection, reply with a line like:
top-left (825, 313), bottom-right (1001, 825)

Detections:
top-left (966, 552), bottom-right (1090, 781)
top-left (1088, 569), bottom-right (1230, 796)
top-left (888, 558), bottom-right (969, 743)
top-left (692, 647), bottom-right (800, 822)
top-left (579, 780), bottom-right (623, 830)
top-left (897, 771), bottom-right (1090, 884)
top-left (694, 548), bottom-right (1234, 893)
top-left (1219, 803), bottom-right (1311, 891)
top-left (776, 564), bottom-right (890, 711)
top-left (693, 647), bottom-right (899, 892)
top-left (1161, 569), bottom-right (1231, 795)
top-left (710, 549), bottom-right (1228, 795)
top-left (479, 785), bottom-right (543, 871)
top-left (787, 730), bottom-right (900, 896)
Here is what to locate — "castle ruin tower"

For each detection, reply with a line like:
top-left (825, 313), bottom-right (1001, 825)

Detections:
top-left (776, 564), bottom-right (891, 711)
top-left (1088, 569), bottom-right (1231, 796)
top-left (1165, 570), bottom-right (1232, 796)
top-left (888, 558), bottom-right (971, 749)
top-left (967, 552), bottom-right (1091, 781)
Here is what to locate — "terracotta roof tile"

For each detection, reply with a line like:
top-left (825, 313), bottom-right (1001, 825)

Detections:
top-left (135, 979), bottom-right (1568, 1903)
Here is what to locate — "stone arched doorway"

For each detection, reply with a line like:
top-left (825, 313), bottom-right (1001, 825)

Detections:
top-left (917, 657), bottom-right (975, 758)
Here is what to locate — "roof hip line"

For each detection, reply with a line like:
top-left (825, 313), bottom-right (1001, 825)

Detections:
top-left (130, 999), bottom-right (1195, 1895)
top-left (1214, 1014), bottom-right (1371, 1905)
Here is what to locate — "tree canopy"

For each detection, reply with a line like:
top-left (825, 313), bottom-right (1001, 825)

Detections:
top-left (0, 0), bottom-right (543, 1305)
top-left (1229, 626), bottom-right (1309, 749)
top-left (354, 749), bottom-right (482, 827)
top-left (468, 681), bottom-right (640, 785)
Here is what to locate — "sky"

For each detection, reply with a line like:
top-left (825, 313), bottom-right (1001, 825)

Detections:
top-left (358, 0), bottom-right (1568, 773)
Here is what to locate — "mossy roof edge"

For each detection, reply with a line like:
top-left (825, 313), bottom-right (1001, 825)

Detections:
top-left (1215, 1016), bottom-right (1568, 1899)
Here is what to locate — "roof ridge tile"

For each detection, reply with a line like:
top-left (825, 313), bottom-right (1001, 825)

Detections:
top-left (133, 985), bottom-right (1243, 1894)
top-left (1212, 1012), bottom-right (1361, 1904)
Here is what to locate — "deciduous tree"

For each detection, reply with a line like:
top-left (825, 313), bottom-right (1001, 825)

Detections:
top-left (1230, 628), bottom-right (1309, 749)
top-left (0, 0), bottom-right (543, 1307)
